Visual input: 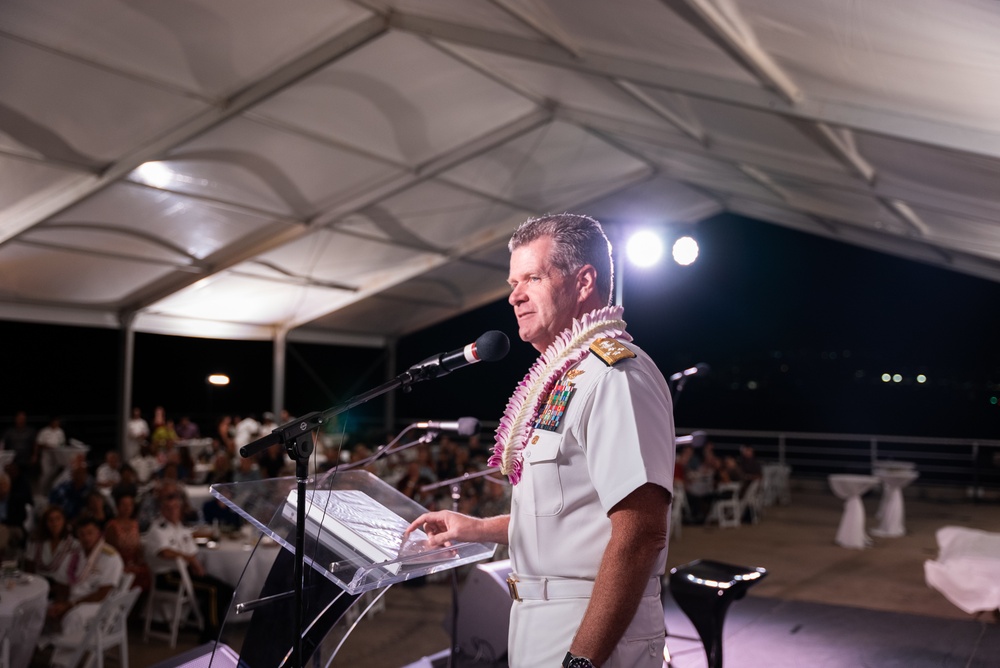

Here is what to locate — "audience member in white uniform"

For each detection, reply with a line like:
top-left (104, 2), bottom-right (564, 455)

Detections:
top-left (408, 214), bottom-right (674, 668)
top-left (45, 515), bottom-right (124, 640)
top-left (144, 483), bottom-right (234, 643)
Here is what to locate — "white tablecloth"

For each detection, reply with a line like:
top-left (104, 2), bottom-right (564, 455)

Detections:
top-left (924, 526), bottom-right (1000, 614)
top-left (0, 575), bottom-right (49, 668)
top-left (870, 468), bottom-right (919, 538)
top-left (199, 536), bottom-right (282, 622)
top-left (828, 474), bottom-right (880, 549)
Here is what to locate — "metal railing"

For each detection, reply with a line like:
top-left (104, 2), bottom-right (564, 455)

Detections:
top-left (679, 427), bottom-right (1000, 494)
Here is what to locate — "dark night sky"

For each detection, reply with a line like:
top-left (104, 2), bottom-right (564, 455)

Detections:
top-left (3, 213), bottom-right (999, 451)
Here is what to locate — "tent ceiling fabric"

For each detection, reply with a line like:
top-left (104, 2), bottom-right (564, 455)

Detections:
top-left (2, 0), bottom-right (999, 344)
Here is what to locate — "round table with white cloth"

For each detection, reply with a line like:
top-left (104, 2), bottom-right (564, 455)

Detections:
top-left (828, 474), bottom-right (880, 549)
top-left (0, 574), bottom-right (49, 668)
top-left (199, 534), bottom-right (282, 622)
top-left (870, 467), bottom-right (919, 538)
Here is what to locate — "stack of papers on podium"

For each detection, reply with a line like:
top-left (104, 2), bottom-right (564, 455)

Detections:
top-left (283, 489), bottom-right (431, 574)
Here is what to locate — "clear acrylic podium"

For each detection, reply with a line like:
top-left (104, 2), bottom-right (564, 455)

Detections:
top-left (205, 470), bottom-right (497, 667)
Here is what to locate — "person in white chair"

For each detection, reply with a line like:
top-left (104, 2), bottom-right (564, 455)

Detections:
top-left (145, 482), bottom-right (234, 643)
top-left (46, 515), bottom-right (124, 635)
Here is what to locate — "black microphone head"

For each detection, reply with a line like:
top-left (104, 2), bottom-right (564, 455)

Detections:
top-left (456, 417), bottom-right (480, 437)
top-left (475, 330), bottom-right (510, 363)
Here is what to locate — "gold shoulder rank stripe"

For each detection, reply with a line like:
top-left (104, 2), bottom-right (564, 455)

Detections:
top-left (589, 337), bottom-right (636, 366)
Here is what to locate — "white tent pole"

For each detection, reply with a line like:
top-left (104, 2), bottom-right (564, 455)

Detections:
top-left (273, 329), bottom-right (287, 422)
top-left (118, 313), bottom-right (136, 457)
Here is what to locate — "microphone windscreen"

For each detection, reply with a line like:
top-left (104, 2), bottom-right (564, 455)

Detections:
top-left (475, 330), bottom-right (510, 363)
top-left (456, 417), bottom-right (480, 436)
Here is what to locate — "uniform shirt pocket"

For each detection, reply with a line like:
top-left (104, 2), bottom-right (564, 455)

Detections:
top-left (523, 433), bottom-right (564, 517)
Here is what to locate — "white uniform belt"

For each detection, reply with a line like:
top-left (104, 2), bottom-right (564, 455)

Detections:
top-left (506, 574), bottom-right (660, 602)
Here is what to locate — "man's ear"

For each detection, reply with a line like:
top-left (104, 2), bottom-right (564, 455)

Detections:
top-left (576, 264), bottom-right (598, 303)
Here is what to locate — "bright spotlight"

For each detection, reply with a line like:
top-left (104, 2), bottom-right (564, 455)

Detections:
top-left (626, 230), bottom-right (664, 267)
top-left (208, 374), bottom-right (230, 386)
top-left (672, 236), bottom-right (699, 266)
top-left (892, 374), bottom-right (902, 383)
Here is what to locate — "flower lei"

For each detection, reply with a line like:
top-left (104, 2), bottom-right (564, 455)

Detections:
top-left (489, 305), bottom-right (631, 484)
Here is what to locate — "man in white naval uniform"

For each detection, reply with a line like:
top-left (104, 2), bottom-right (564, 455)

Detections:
top-left (46, 515), bottom-right (124, 641)
top-left (408, 213), bottom-right (674, 668)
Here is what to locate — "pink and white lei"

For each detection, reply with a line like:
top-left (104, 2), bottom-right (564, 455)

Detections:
top-left (489, 305), bottom-right (631, 484)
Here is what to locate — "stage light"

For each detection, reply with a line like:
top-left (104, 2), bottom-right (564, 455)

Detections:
top-left (917, 374), bottom-right (927, 384)
top-left (626, 229), bottom-right (664, 267)
top-left (208, 374), bottom-right (230, 386)
top-left (892, 374), bottom-right (902, 383)
top-left (881, 373), bottom-right (891, 382)
top-left (672, 236), bottom-right (699, 265)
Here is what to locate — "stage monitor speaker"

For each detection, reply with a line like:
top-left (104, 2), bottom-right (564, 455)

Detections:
top-left (149, 641), bottom-right (239, 668)
top-left (445, 559), bottom-right (512, 662)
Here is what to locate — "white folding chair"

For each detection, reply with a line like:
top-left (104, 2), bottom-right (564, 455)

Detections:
top-left (49, 586), bottom-right (141, 668)
top-left (143, 558), bottom-right (204, 647)
top-left (741, 479), bottom-right (764, 525)
top-left (706, 482), bottom-right (742, 528)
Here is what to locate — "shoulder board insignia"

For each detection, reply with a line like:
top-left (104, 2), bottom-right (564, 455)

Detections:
top-left (589, 338), bottom-right (636, 366)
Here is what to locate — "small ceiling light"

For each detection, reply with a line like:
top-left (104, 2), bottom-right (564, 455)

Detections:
top-left (916, 374), bottom-right (927, 384)
top-left (881, 373), bottom-right (891, 383)
top-left (892, 374), bottom-right (902, 383)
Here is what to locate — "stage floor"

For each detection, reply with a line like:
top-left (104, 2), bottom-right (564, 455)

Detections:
top-left (113, 484), bottom-right (999, 668)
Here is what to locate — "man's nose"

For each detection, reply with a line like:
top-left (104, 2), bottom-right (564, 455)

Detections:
top-left (509, 286), bottom-right (525, 305)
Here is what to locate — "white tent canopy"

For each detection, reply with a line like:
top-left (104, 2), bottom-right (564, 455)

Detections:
top-left (2, 0), bottom-right (1000, 351)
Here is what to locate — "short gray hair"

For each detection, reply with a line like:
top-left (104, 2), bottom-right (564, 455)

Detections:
top-left (508, 213), bottom-right (614, 305)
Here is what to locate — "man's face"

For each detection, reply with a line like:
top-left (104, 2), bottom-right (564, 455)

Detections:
top-left (508, 236), bottom-right (584, 352)
top-left (161, 491), bottom-right (183, 522)
top-left (77, 523), bottom-right (101, 552)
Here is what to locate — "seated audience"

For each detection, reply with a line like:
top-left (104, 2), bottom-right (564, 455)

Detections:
top-left (49, 463), bottom-right (95, 521)
top-left (24, 506), bottom-right (78, 595)
top-left (129, 444), bottom-right (160, 484)
top-left (80, 490), bottom-right (114, 529)
top-left (145, 483), bottom-right (234, 642)
top-left (104, 491), bottom-right (151, 591)
top-left (45, 516), bottom-right (124, 639)
top-left (0, 466), bottom-right (33, 557)
top-left (95, 450), bottom-right (123, 490)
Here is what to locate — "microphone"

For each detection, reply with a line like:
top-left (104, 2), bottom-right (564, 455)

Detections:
top-left (415, 417), bottom-right (480, 436)
top-left (407, 330), bottom-right (510, 380)
top-left (669, 363), bottom-right (710, 382)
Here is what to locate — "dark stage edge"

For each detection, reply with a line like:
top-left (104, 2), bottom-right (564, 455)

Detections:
top-left (403, 596), bottom-right (1000, 668)
top-left (663, 594), bottom-right (1000, 668)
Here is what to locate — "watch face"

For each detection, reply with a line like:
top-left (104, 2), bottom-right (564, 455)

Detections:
top-left (567, 658), bottom-right (595, 668)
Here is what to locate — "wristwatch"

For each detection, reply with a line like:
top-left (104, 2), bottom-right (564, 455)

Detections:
top-left (562, 651), bottom-right (596, 668)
